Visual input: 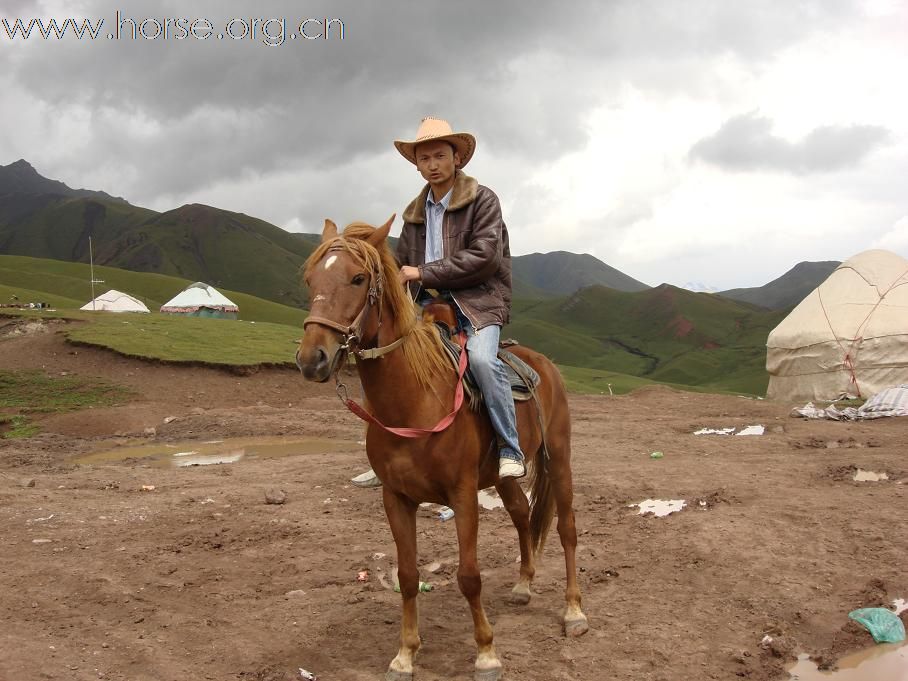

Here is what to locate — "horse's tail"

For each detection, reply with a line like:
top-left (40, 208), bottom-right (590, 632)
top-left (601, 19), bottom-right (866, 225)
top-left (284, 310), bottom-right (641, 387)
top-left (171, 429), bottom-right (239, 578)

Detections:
top-left (528, 439), bottom-right (555, 557)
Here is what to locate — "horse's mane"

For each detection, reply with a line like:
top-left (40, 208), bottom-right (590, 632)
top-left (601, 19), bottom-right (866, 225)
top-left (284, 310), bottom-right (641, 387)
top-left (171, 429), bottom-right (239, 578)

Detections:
top-left (303, 222), bottom-right (451, 389)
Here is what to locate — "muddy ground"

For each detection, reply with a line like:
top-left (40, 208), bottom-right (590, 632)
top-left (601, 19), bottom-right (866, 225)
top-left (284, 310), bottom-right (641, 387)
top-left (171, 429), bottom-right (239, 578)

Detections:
top-left (1, 319), bottom-right (906, 681)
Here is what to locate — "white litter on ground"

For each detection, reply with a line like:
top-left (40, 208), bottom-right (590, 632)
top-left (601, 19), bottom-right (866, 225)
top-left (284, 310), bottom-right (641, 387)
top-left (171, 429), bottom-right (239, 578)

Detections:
top-left (735, 425), bottom-right (765, 436)
top-left (477, 488), bottom-right (504, 510)
top-left (693, 425), bottom-right (764, 436)
top-left (893, 598), bottom-right (907, 615)
top-left (854, 469), bottom-right (889, 482)
top-left (634, 499), bottom-right (686, 517)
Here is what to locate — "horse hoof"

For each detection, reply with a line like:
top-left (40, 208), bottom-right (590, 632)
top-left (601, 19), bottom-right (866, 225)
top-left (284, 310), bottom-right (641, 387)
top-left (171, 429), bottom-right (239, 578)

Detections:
top-left (474, 667), bottom-right (502, 681)
top-left (385, 671), bottom-right (413, 681)
top-left (565, 617), bottom-right (590, 637)
top-left (508, 588), bottom-right (531, 605)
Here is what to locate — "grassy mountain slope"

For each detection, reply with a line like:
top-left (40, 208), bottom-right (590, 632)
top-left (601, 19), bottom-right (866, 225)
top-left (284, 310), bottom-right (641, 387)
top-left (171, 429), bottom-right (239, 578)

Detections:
top-left (719, 260), bottom-right (840, 310)
top-left (510, 284), bottom-right (785, 394)
top-left (0, 196), bottom-right (317, 308)
top-left (0, 255), bottom-right (307, 327)
top-left (98, 203), bottom-right (316, 306)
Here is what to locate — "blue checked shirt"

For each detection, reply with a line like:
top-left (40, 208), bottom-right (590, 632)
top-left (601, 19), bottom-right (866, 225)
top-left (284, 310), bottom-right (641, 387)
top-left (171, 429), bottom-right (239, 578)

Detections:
top-left (424, 187), bottom-right (452, 264)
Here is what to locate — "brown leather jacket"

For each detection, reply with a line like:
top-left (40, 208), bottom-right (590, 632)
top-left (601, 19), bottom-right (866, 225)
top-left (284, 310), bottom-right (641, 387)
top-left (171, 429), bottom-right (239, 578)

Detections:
top-left (396, 170), bottom-right (512, 330)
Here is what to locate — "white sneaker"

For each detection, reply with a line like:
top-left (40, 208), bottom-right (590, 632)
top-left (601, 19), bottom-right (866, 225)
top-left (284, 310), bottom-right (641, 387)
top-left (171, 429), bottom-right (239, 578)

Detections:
top-left (498, 458), bottom-right (526, 480)
top-left (351, 468), bottom-right (382, 488)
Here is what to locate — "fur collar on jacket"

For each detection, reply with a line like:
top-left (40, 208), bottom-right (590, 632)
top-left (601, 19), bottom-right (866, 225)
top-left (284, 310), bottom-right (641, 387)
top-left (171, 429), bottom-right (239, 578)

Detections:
top-left (401, 170), bottom-right (479, 224)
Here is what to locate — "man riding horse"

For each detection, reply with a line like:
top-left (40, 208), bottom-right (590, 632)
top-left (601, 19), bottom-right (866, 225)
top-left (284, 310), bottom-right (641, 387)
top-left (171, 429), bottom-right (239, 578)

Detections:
top-left (297, 119), bottom-right (588, 679)
top-left (355, 116), bottom-right (526, 484)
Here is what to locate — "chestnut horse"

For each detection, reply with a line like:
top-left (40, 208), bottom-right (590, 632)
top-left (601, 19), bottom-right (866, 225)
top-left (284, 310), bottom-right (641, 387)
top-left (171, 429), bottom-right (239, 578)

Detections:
top-left (296, 217), bottom-right (588, 681)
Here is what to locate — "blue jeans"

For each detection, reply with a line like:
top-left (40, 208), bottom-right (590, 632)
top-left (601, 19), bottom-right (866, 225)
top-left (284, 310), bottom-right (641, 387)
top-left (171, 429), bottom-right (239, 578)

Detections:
top-left (451, 306), bottom-right (524, 463)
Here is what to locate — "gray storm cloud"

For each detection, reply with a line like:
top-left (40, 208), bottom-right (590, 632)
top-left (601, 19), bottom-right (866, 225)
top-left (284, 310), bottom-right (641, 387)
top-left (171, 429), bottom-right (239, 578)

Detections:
top-left (689, 111), bottom-right (891, 174)
top-left (2, 0), bottom-right (862, 201)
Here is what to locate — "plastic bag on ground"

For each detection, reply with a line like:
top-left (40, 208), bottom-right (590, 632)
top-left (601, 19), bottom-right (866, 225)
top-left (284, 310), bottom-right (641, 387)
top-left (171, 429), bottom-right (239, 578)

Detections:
top-left (847, 607), bottom-right (906, 643)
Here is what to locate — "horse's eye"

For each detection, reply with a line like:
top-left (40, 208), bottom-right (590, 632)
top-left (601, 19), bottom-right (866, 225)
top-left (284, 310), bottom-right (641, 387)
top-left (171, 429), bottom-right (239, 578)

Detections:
top-left (352, 274), bottom-right (367, 285)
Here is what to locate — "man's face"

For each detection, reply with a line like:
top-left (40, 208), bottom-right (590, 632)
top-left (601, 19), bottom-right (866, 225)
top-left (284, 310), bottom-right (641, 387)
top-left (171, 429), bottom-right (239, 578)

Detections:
top-left (414, 140), bottom-right (460, 190)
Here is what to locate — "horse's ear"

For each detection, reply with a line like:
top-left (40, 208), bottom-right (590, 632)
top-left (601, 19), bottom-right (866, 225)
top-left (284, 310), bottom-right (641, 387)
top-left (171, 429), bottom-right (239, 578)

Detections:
top-left (366, 214), bottom-right (395, 247)
top-left (321, 219), bottom-right (338, 242)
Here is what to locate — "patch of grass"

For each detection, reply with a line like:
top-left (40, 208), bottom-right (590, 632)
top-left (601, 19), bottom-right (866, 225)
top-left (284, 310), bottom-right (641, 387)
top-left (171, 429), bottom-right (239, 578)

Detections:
top-left (64, 313), bottom-right (300, 366)
top-left (0, 369), bottom-right (132, 413)
top-left (0, 415), bottom-right (41, 439)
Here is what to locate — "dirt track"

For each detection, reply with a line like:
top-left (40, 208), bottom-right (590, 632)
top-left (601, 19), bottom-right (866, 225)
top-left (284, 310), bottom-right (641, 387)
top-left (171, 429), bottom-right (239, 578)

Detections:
top-left (1, 322), bottom-right (906, 681)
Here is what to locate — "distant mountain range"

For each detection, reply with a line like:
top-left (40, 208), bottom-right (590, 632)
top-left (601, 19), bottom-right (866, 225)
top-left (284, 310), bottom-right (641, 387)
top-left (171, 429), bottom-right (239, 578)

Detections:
top-left (1, 158), bottom-right (856, 395)
top-left (0, 159), bottom-right (838, 312)
top-left (718, 261), bottom-right (841, 310)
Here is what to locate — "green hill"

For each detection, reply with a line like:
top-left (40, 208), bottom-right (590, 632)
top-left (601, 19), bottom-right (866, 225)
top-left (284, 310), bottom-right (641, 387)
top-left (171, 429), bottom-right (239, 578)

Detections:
top-left (512, 251), bottom-right (650, 294)
top-left (0, 255), bottom-right (307, 327)
top-left (510, 284), bottom-right (785, 394)
top-left (0, 196), bottom-right (316, 308)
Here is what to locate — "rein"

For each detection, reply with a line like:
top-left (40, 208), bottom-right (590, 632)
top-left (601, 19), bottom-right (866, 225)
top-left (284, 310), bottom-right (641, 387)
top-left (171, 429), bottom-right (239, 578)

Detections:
top-left (302, 252), bottom-right (469, 438)
top-left (338, 332), bottom-right (468, 438)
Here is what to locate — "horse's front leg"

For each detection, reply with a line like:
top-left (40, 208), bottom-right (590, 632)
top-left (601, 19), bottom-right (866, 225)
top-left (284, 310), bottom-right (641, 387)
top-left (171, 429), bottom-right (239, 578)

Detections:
top-left (383, 488), bottom-right (421, 680)
top-left (452, 490), bottom-right (503, 681)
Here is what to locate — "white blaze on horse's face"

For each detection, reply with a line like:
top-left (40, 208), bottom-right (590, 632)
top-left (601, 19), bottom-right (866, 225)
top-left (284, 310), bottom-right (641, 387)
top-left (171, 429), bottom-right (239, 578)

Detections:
top-left (324, 255), bottom-right (338, 270)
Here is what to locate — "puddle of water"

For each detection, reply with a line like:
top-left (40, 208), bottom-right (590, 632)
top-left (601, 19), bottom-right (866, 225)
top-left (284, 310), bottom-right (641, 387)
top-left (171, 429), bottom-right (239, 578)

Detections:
top-left (854, 469), bottom-right (889, 482)
top-left (73, 436), bottom-right (356, 468)
top-left (787, 641), bottom-right (908, 680)
top-left (478, 488), bottom-right (504, 510)
top-left (634, 499), bottom-right (686, 517)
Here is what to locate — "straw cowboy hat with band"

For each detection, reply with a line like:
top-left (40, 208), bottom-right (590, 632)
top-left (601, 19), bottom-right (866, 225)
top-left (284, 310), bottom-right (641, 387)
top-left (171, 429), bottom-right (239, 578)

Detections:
top-left (394, 117), bottom-right (476, 168)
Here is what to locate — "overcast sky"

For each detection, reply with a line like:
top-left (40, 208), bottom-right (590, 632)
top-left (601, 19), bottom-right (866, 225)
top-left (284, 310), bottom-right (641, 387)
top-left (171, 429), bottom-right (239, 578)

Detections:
top-left (2, 0), bottom-right (907, 289)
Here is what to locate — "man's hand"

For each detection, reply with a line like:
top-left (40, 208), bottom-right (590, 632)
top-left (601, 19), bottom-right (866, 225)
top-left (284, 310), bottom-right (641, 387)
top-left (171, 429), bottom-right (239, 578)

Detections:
top-left (398, 266), bottom-right (421, 285)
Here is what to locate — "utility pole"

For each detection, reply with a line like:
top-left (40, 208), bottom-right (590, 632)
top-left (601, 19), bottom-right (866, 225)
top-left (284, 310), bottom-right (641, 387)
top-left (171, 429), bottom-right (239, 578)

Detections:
top-left (89, 236), bottom-right (104, 311)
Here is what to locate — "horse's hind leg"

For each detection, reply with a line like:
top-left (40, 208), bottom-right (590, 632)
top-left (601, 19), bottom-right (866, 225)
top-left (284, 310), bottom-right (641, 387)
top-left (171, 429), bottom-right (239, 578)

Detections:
top-left (495, 477), bottom-right (535, 604)
top-left (548, 441), bottom-right (589, 637)
top-left (382, 489), bottom-right (421, 680)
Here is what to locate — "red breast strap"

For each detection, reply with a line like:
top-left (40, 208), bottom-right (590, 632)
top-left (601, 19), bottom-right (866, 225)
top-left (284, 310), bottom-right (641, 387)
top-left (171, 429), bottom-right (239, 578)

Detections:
top-left (344, 332), bottom-right (468, 438)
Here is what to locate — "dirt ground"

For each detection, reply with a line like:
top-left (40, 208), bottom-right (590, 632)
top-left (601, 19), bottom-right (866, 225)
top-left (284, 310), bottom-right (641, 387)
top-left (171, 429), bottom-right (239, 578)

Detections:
top-left (1, 319), bottom-right (906, 681)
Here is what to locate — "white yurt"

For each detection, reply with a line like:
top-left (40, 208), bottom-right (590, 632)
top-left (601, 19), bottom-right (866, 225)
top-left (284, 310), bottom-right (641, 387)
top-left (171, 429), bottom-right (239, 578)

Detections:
top-left (766, 249), bottom-right (908, 401)
top-left (159, 282), bottom-right (239, 319)
top-left (80, 290), bottom-right (150, 313)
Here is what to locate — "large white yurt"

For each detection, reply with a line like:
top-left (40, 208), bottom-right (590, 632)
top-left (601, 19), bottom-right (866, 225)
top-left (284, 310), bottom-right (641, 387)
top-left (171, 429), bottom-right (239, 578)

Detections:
top-left (766, 249), bottom-right (908, 401)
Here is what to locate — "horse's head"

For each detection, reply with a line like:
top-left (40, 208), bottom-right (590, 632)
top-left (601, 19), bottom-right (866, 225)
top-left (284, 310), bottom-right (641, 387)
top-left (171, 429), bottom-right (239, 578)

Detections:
top-left (296, 215), bottom-right (395, 382)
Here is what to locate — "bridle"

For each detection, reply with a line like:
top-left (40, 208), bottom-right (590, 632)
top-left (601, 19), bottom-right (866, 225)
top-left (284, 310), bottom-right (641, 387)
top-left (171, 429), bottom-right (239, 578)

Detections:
top-left (300, 249), bottom-right (405, 365)
top-left (297, 246), bottom-right (469, 439)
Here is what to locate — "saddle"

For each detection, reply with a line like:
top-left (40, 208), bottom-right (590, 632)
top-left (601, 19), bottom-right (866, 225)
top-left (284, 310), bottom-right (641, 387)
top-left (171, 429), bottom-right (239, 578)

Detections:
top-left (423, 300), bottom-right (541, 405)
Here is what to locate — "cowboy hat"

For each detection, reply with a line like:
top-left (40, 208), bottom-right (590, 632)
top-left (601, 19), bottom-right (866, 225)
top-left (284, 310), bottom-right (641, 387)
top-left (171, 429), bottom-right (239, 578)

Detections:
top-left (394, 117), bottom-right (476, 168)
